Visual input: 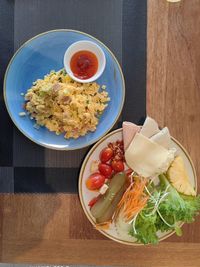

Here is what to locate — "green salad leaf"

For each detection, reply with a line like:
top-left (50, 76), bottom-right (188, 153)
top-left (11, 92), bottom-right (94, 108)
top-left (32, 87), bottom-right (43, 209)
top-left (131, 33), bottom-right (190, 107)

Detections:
top-left (158, 174), bottom-right (200, 223)
top-left (130, 210), bottom-right (158, 244)
top-left (129, 174), bottom-right (200, 244)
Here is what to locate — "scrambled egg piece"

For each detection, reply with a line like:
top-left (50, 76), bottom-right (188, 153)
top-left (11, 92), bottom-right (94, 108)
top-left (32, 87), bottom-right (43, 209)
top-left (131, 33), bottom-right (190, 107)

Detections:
top-left (24, 69), bottom-right (110, 139)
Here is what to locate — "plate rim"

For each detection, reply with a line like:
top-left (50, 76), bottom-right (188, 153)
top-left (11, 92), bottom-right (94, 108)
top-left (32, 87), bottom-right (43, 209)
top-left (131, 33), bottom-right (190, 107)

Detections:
top-left (78, 128), bottom-right (197, 245)
top-left (3, 29), bottom-right (125, 150)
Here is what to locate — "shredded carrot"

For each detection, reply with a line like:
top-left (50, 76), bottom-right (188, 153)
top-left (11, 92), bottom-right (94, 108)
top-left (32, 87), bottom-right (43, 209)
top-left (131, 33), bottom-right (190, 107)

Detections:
top-left (116, 177), bottom-right (149, 222)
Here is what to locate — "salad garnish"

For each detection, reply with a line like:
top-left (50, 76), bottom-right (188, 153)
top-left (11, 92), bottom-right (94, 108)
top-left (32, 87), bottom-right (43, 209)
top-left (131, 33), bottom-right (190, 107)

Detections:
top-left (85, 117), bottom-right (200, 244)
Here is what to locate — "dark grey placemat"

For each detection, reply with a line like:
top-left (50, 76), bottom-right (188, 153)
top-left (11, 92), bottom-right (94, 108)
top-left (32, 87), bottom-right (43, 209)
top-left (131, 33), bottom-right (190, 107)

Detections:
top-left (0, 0), bottom-right (146, 193)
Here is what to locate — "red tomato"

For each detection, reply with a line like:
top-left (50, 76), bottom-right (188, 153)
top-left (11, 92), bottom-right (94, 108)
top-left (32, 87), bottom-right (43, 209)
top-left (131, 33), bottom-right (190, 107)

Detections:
top-left (100, 147), bottom-right (113, 163)
top-left (88, 197), bottom-right (99, 208)
top-left (86, 172), bottom-right (106, 190)
top-left (111, 160), bottom-right (124, 172)
top-left (98, 163), bottom-right (113, 178)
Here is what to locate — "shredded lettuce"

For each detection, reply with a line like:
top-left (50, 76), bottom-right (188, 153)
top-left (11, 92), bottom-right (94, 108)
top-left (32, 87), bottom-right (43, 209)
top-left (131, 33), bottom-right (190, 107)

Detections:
top-left (129, 174), bottom-right (200, 244)
top-left (130, 209), bottom-right (158, 244)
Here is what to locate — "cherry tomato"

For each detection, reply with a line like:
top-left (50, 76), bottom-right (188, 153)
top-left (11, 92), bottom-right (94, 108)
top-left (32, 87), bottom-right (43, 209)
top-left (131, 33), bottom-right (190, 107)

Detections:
top-left (98, 163), bottom-right (113, 178)
top-left (86, 172), bottom-right (106, 190)
top-left (88, 197), bottom-right (99, 208)
top-left (100, 147), bottom-right (113, 163)
top-left (111, 160), bottom-right (124, 172)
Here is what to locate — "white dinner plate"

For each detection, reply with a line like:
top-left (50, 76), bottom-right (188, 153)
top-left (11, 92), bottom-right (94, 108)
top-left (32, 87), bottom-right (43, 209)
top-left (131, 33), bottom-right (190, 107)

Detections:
top-left (79, 128), bottom-right (197, 245)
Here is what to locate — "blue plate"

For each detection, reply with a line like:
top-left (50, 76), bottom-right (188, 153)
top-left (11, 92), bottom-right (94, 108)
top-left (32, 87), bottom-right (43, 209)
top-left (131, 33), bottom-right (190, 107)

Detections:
top-left (4, 30), bottom-right (125, 150)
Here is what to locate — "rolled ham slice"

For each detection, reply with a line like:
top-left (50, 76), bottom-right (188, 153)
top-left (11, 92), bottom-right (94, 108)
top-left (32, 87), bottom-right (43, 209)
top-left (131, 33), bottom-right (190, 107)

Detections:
top-left (122, 121), bottom-right (140, 150)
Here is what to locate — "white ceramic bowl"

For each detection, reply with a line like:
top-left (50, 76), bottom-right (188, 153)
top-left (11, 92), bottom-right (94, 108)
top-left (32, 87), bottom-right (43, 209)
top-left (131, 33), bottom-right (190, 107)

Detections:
top-left (64, 40), bottom-right (106, 83)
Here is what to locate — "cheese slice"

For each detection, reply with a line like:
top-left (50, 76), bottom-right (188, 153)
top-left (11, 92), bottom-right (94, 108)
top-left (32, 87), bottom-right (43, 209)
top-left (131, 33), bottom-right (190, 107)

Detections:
top-left (140, 116), bottom-right (160, 138)
top-left (125, 133), bottom-right (175, 177)
top-left (150, 127), bottom-right (171, 149)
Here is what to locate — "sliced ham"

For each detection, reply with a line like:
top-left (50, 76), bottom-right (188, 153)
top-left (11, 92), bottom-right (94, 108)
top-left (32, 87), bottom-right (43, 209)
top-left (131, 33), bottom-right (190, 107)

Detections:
top-left (122, 121), bottom-right (140, 150)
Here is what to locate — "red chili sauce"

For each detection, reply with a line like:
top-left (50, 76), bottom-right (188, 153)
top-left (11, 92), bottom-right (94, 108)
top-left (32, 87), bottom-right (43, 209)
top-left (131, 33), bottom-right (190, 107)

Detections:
top-left (70, 50), bottom-right (98, 80)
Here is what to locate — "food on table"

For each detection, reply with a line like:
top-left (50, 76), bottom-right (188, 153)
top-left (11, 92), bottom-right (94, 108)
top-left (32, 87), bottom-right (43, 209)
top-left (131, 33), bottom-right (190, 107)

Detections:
top-left (116, 174), bottom-right (200, 244)
top-left (19, 112), bottom-right (26, 117)
top-left (84, 117), bottom-right (200, 244)
top-left (87, 140), bottom-right (126, 194)
top-left (98, 163), bottom-right (113, 178)
top-left (167, 156), bottom-right (196, 196)
top-left (122, 121), bottom-right (140, 150)
top-left (96, 184), bottom-right (127, 224)
top-left (140, 116), bottom-right (160, 138)
top-left (107, 140), bottom-right (124, 161)
top-left (70, 50), bottom-right (98, 80)
top-left (111, 160), bottom-right (124, 173)
top-left (99, 184), bottom-right (109, 195)
top-left (86, 173), bottom-right (106, 190)
top-left (88, 196), bottom-right (99, 208)
top-left (122, 119), bottom-right (171, 151)
top-left (100, 147), bottom-right (114, 163)
top-left (90, 173), bottom-right (128, 223)
top-left (125, 168), bottom-right (133, 177)
top-left (99, 141), bottom-right (124, 167)
top-left (24, 69), bottom-right (110, 139)
top-left (115, 177), bottom-right (149, 241)
top-left (125, 133), bottom-right (175, 178)
top-left (151, 127), bottom-right (171, 149)
top-left (90, 160), bottom-right (99, 173)
top-left (116, 177), bottom-right (149, 222)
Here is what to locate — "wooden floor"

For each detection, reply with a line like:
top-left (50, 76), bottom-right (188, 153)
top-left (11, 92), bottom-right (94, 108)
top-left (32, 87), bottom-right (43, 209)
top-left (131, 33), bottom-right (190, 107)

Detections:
top-left (1, 0), bottom-right (200, 266)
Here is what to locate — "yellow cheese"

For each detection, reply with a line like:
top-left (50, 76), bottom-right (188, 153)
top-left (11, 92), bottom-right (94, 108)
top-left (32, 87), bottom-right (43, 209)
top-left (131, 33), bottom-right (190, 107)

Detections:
top-left (151, 127), bottom-right (171, 149)
top-left (140, 116), bottom-right (160, 138)
top-left (125, 133), bottom-right (175, 177)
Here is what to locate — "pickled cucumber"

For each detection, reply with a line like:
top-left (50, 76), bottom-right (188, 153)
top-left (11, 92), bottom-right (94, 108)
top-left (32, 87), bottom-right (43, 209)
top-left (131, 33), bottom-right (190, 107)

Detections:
top-left (91, 172), bottom-right (127, 223)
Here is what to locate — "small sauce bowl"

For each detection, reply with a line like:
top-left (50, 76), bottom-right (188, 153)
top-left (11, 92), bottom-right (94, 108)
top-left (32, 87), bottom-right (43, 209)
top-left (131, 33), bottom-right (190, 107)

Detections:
top-left (64, 40), bottom-right (106, 83)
